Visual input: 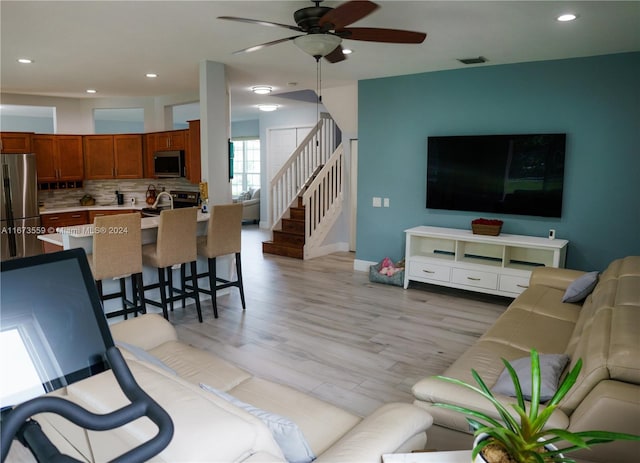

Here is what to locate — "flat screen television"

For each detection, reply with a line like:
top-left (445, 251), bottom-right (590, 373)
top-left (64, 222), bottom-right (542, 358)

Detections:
top-left (426, 133), bottom-right (566, 218)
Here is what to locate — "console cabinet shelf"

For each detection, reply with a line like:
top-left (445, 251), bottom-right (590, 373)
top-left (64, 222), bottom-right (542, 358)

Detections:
top-left (404, 226), bottom-right (568, 297)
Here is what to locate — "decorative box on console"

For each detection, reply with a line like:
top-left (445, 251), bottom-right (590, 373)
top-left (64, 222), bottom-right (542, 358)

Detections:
top-left (471, 218), bottom-right (503, 236)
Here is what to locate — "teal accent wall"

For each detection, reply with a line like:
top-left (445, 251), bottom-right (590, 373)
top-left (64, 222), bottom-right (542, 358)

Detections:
top-left (357, 53), bottom-right (640, 271)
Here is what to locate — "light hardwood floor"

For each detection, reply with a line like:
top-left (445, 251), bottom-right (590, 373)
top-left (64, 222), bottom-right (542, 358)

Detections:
top-left (168, 225), bottom-right (511, 417)
top-left (7, 225), bottom-right (511, 462)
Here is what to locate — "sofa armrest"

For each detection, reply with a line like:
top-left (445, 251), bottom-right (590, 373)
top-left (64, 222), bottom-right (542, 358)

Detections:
top-left (314, 403), bottom-right (432, 463)
top-left (529, 267), bottom-right (586, 292)
top-left (110, 314), bottom-right (178, 351)
top-left (243, 198), bottom-right (259, 207)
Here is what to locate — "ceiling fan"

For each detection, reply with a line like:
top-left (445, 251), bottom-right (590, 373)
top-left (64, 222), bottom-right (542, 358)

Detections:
top-left (219, 0), bottom-right (427, 63)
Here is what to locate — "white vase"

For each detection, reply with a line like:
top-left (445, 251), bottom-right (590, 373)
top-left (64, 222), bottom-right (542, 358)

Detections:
top-left (473, 433), bottom-right (564, 463)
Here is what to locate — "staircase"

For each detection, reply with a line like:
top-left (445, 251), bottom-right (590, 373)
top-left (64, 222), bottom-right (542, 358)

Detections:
top-left (263, 113), bottom-right (344, 260)
top-left (262, 196), bottom-right (306, 259)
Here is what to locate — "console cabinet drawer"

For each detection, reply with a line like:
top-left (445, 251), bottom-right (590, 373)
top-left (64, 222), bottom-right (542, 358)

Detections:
top-left (451, 268), bottom-right (498, 290)
top-left (408, 261), bottom-right (451, 283)
top-left (499, 275), bottom-right (530, 295)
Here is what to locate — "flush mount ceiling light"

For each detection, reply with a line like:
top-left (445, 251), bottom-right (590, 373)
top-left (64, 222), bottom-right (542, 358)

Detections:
top-left (293, 34), bottom-right (342, 59)
top-left (251, 86), bottom-right (272, 95)
top-left (146, 73), bottom-right (158, 78)
top-left (557, 13), bottom-right (577, 22)
top-left (17, 58), bottom-right (33, 64)
top-left (86, 89), bottom-right (97, 94)
top-left (257, 104), bottom-right (279, 112)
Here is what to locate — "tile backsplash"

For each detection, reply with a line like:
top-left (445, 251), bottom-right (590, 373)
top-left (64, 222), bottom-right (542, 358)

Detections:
top-left (39, 178), bottom-right (198, 209)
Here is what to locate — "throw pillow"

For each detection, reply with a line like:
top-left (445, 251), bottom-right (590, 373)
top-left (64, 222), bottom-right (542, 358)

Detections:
top-left (491, 353), bottom-right (570, 402)
top-left (200, 383), bottom-right (316, 463)
top-left (562, 271), bottom-right (599, 303)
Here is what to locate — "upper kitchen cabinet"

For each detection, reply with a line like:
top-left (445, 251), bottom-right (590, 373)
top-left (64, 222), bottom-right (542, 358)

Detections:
top-left (1, 132), bottom-right (33, 153)
top-left (155, 130), bottom-right (186, 151)
top-left (113, 134), bottom-right (143, 178)
top-left (32, 135), bottom-right (83, 182)
top-left (186, 120), bottom-right (201, 184)
top-left (84, 134), bottom-right (143, 179)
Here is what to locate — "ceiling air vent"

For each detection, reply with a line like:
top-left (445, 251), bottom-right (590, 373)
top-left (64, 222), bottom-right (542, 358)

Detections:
top-left (458, 56), bottom-right (487, 65)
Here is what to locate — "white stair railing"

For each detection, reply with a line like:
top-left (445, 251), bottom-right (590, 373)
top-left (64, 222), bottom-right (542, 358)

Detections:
top-left (302, 143), bottom-right (344, 259)
top-left (270, 113), bottom-right (337, 230)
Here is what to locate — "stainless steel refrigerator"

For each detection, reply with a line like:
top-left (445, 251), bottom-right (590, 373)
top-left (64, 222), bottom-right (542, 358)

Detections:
top-left (1, 153), bottom-right (42, 261)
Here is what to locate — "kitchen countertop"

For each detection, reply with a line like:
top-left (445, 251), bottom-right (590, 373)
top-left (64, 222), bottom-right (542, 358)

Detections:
top-left (37, 211), bottom-right (210, 247)
top-left (39, 203), bottom-right (159, 215)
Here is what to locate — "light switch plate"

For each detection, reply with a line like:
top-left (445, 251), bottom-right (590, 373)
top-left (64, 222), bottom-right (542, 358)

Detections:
top-left (383, 198), bottom-right (390, 207)
top-left (373, 197), bottom-right (382, 207)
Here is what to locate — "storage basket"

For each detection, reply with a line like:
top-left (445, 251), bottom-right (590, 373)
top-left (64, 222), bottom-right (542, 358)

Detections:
top-left (369, 260), bottom-right (404, 287)
top-left (471, 219), bottom-right (503, 236)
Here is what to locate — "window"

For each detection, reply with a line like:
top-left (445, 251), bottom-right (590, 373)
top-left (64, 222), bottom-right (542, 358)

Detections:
top-left (94, 108), bottom-right (143, 134)
top-left (231, 138), bottom-right (261, 196)
top-left (0, 104), bottom-right (55, 132)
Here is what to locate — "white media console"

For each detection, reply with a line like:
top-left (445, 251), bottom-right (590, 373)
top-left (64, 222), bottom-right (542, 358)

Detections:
top-left (404, 226), bottom-right (568, 297)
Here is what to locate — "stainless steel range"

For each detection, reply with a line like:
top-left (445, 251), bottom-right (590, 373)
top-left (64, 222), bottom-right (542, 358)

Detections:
top-left (140, 190), bottom-right (200, 217)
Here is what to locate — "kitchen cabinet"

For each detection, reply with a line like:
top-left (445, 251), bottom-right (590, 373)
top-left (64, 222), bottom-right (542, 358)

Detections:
top-left (84, 134), bottom-right (143, 179)
top-left (1, 132), bottom-right (32, 153)
top-left (155, 130), bottom-right (185, 151)
top-left (186, 120), bottom-right (201, 183)
top-left (41, 211), bottom-right (89, 232)
top-left (113, 134), bottom-right (143, 178)
top-left (32, 135), bottom-right (84, 182)
top-left (143, 132), bottom-right (156, 177)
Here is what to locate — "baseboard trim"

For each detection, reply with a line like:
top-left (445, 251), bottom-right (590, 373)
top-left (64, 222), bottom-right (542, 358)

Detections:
top-left (305, 242), bottom-right (349, 259)
top-left (353, 259), bottom-right (376, 272)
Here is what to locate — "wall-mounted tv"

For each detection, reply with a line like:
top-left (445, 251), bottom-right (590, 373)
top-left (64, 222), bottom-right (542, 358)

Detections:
top-left (426, 133), bottom-right (566, 218)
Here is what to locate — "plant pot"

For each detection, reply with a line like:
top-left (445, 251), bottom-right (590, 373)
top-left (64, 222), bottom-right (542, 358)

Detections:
top-left (473, 433), bottom-right (564, 463)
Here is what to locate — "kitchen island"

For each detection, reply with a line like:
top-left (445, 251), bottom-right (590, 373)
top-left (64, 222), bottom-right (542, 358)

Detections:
top-left (37, 210), bottom-right (210, 254)
top-left (36, 210), bottom-right (233, 321)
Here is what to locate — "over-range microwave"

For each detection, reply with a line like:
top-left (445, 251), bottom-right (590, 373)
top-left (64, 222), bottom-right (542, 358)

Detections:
top-left (153, 150), bottom-right (184, 178)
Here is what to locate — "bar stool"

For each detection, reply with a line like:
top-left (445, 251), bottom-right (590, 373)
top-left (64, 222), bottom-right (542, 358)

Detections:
top-left (87, 212), bottom-right (145, 319)
top-left (191, 203), bottom-right (246, 318)
top-left (141, 207), bottom-right (202, 322)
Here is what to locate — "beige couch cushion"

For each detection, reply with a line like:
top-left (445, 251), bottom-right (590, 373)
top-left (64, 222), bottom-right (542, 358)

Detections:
top-left (148, 340), bottom-right (252, 391)
top-left (229, 377), bottom-right (361, 456)
top-left (37, 359), bottom-right (285, 462)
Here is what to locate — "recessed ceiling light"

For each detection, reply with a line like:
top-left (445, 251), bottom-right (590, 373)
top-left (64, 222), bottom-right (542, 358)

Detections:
top-left (557, 13), bottom-right (577, 22)
top-left (252, 86), bottom-right (272, 95)
top-left (257, 104), bottom-right (279, 112)
top-left (342, 48), bottom-right (353, 55)
top-left (17, 58), bottom-right (33, 64)
top-left (146, 73), bottom-right (158, 78)
top-left (86, 89), bottom-right (97, 94)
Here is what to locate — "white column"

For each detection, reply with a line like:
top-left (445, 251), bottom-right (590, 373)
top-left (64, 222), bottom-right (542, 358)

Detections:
top-left (199, 60), bottom-right (231, 205)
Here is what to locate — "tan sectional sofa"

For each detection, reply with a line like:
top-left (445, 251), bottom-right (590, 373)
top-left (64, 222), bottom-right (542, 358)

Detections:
top-left (412, 256), bottom-right (640, 463)
top-left (35, 314), bottom-right (432, 462)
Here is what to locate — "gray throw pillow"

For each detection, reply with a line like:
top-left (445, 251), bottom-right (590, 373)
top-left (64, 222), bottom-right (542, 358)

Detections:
top-left (200, 383), bottom-right (316, 463)
top-left (492, 353), bottom-right (570, 402)
top-left (562, 271), bottom-right (599, 303)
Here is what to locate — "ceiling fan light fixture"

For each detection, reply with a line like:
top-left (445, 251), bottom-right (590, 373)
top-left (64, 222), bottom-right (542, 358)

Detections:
top-left (293, 34), bottom-right (341, 58)
top-left (252, 85), bottom-right (272, 95)
top-left (257, 104), bottom-right (279, 112)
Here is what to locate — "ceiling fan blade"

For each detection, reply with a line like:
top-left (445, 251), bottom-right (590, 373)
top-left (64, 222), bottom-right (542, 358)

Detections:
top-left (218, 16), bottom-right (302, 32)
top-left (339, 27), bottom-right (426, 44)
top-left (324, 45), bottom-right (347, 63)
top-left (319, 0), bottom-right (379, 30)
top-left (232, 36), bottom-right (302, 55)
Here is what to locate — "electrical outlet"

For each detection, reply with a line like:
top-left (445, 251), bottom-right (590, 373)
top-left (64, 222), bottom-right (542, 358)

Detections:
top-left (372, 197), bottom-right (382, 207)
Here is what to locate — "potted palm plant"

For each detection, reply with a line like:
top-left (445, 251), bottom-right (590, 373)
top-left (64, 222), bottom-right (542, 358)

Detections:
top-left (434, 349), bottom-right (640, 463)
